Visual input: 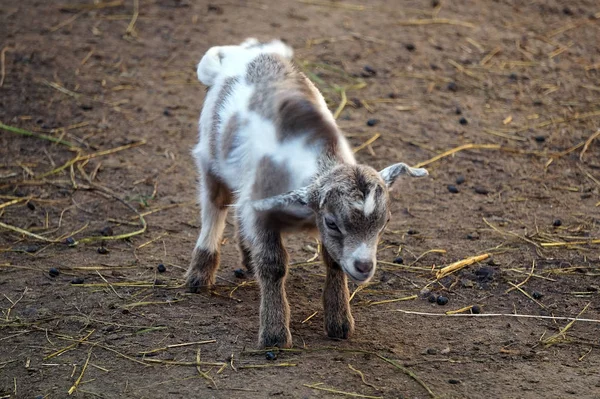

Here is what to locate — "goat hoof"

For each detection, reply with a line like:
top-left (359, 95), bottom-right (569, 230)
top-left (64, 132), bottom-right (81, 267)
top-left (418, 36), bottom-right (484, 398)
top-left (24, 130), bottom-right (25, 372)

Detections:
top-left (259, 329), bottom-right (292, 349)
top-left (326, 318), bottom-right (354, 340)
top-left (185, 274), bottom-right (213, 293)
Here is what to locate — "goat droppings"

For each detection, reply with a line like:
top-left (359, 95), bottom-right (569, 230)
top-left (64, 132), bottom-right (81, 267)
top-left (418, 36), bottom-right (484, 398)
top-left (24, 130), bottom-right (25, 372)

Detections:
top-left (49, 268), bottom-right (60, 277)
top-left (234, 268), bottom-right (246, 278)
top-left (265, 351), bottom-right (277, 361)
top-left (157, 263), bottom-right (167, 273)
top-left (436, 296), bottom-right (449, 306)
top-left (447, 185), bottom-right (459, 194)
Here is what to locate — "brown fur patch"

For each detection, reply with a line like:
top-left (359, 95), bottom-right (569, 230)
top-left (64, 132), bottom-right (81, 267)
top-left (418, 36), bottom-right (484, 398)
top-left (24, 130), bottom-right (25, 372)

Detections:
top-left (221, 112), bottom-right (242, 158)
top-left (251, 156), bottom-right (291, 200)
top-left (245, 54), bottom-right (338, 151)
top-left (209, 76), bottom-right (239, 158)
top-left (186, 248), bottom-right (220, 292)
top-left (205, 170), bottom-right (233, 209)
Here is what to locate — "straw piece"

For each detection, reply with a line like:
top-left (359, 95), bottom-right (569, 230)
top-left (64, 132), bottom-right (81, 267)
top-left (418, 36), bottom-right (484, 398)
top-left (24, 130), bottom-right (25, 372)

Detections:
top-left (333, 89), bottom-right (347, 119)
top-left (238, 363), bottom-right (297, 369)
top-left (304, 383), bottom-right (382, 398)
top-left (348, 364), bottom-right (380, 391)
top-left (0, 221), bottom-right (60, 243)
top-left (196, 349), bottom-right (217, 388)
top-left (0, 47), bottom-right (11, 87)
top-left (125, 0), bottom-right (139, 36)
top-left (398, 18), bottom-right (475, 28)
top-left (542, 303), bottom-right (591, 346)
top-left (540, 239), bottom-right (600, 247)
top-left (415, 143), bottom-right (501, 168)
top-left (353, 133), bottom-right (380, 154)
top-left (392, 309), bottom-right (600, 323)
top-left (68, 349), bottom-right (92, 395)
top-left (298, 0), bottom-right (365, 11)
top-left (0, 121), bottom-right (78, 148)
top-left (436, 254), bottom-right (490, 279)
top-left (60, 0), bottom-right (124, 10)
top-left (301, 311), bottom-right (318, 324)
top-left (580, 129), bottom-right (600, 162)
top-left (368, 294), bottom-right (417, 306)
top-left (445, 306), bottom-right (473, 315)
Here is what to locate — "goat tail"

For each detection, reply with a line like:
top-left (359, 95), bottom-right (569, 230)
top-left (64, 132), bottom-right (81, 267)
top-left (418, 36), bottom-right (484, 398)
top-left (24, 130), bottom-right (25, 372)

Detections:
top-left (197, 46), bottom-right (222, 86)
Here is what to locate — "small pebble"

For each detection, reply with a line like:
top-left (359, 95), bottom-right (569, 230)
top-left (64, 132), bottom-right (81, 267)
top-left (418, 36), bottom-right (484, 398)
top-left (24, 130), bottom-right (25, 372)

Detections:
top-left (436, 295), bottom-right (448, 306)
top-left (363, 65), bottom-right (377, 76)
top-left (157, 263), bottom-right (167, 273)
top-left (25, 245), bottom-right (39, 253)
top-left (80, 103), bottom-right (93, 111)
top-left (97, 247), bottom-right (109, 255)
top-left (407, 229), bottom-right (419, 235)
top-left (65, 237), bottom-right (76, 246)
top-left (49, 268), bottom-right (60, 277)
top-left (265, 351), bottom-right (277, 361)
top-left (455, 107), bottom-right (462, 115)
top-left (471, 305), bottom-right (481, 314)
top-left (448, 379), bottom-right (461, 385)
top-left (532, 291), bottom-right (543, 300)
top-left (392, 256), bottom-right (404, 265)
top-left (447, 81), bottom-right (458, 92)
top-left (447, 184), bottom-right (459, 194)
top-left (474, 186), bottom-right (489, 195)
top-left (366, 118), bottom-right (379, 127)
top-left (456, 175), bottom-right (465, 185)
top-left (71, 277), bottom-right (85, 284)
top-left (405, 43), bottom-right (416, 51)
top-left (552, 219), bottom-right (562, 227)
top-left (533, 100), bottom-right (543, 106)
top-left (428, 294), bottom-right (437, 303)
top-left (100, 226), bottom-right (114, 236)
top-left (27, 202), bottom-right (36, 210)
top-left (562, 6), bottom-right (573, 15)
top-left (234, 268), bottom-right (246, 278)
top-left (509, 73), bottom-right (518, 81)
top-left (534, 135), bottom-right (546, 143)
top-left (163, 108), bottom-right (172, 117)
top-left (426, 348), bottom-right (438, 355)
top-left (466, 232), bottom-right (480, 240)
top-left (459, 117), bottom-right (468, 125)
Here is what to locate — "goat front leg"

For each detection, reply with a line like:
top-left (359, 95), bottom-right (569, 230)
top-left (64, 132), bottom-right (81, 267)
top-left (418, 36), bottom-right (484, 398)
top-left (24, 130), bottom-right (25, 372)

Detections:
top-left (322, 248), bottom-right (354, 340)
top-left (186, 171), bottom-right (231, 292)
top-left (236, 225), bottom-right (254, 274)
top-left (252, 229), bottom-right (292, 348)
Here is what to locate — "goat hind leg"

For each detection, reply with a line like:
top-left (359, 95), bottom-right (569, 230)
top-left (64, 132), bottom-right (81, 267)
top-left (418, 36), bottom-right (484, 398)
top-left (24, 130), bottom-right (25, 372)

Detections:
top-left (186, 171), bottom-right (231, 292)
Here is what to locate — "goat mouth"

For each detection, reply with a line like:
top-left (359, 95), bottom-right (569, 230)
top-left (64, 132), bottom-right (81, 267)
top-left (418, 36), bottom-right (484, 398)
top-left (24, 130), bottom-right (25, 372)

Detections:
top-left (343, 267), bottom-right (373, 284)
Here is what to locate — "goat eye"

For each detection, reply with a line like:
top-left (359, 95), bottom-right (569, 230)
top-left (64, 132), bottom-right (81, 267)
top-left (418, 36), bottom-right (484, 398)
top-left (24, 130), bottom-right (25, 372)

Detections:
top-left (324, 217), bottom-right (340, 232)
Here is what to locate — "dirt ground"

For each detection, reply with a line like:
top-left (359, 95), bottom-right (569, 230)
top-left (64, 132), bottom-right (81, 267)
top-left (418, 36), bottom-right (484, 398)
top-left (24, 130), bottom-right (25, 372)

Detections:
top-left (1, 0), bottom-right (600, 398)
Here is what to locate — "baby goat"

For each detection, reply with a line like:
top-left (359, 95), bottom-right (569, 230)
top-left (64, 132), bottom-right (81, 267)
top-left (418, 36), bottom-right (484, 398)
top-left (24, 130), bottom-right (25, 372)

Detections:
top-left (186, 38), bottom-right (428, 348)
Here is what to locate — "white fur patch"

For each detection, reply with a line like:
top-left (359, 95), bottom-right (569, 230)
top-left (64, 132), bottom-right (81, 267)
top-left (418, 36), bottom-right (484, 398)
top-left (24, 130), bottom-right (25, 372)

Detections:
top-left (363, 189), bottom-right (377, 216)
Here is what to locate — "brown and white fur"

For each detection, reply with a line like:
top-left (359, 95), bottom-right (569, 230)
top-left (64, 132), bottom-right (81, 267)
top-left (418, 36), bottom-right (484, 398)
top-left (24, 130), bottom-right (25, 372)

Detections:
top-left (186, 38), bottom-right (428, 348)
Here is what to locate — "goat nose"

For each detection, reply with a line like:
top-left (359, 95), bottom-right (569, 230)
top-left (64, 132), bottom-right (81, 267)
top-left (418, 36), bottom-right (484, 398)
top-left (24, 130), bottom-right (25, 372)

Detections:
top-left (354, 260), bottom-right (373, 275)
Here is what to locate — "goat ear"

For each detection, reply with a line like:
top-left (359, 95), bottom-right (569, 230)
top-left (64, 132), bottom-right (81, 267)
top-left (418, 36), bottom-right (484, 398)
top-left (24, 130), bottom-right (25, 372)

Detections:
top-left (252, 187), bottom-right (311, 212)
top-left (379, 163), bottom-right (428, 187)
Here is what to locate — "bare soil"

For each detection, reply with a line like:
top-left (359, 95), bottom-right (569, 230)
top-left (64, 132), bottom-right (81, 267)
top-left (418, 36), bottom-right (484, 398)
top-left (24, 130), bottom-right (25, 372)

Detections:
top-left (1, 1), bottom-right (600, 398)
